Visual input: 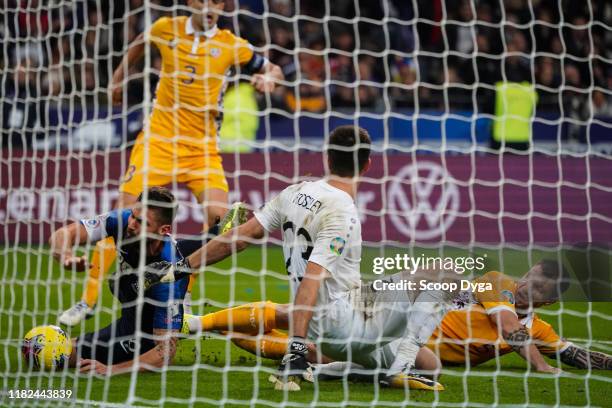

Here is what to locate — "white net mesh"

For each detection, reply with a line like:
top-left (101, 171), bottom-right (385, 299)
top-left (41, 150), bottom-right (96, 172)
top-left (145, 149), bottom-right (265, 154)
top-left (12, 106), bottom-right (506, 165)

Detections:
top-left (1, 0), bottom-right (612, 407)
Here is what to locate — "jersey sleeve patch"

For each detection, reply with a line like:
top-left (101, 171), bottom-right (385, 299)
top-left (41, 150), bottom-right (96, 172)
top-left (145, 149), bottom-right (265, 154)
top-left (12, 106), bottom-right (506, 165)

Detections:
top-left (501, 289), bottom-right (515, 305)
top-left (308, 211), bottom-right (352, 275)
top-left (473, 271), bottom-right (518, 314)
top-left (80, 211), bottom-right (115, 242)
top-left (329, 237), bottom-right (346, 256)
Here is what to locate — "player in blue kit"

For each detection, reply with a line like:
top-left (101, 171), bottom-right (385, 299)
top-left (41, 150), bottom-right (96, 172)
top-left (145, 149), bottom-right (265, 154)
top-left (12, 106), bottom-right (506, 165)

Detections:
top-left (49, 186), bottom-right (195, 375)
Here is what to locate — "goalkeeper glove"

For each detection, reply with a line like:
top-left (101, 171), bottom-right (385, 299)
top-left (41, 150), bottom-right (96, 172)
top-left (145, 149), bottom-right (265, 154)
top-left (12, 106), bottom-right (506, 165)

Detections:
top-left (272, 337), bottom-right (312, 391)
top-left (143, 257), bottom-right (191, 290)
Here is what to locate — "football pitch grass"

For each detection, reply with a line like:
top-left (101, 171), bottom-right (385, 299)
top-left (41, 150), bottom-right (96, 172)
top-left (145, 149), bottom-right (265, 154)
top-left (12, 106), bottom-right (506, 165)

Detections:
top-left (1, 245), bottom-right (612, 407)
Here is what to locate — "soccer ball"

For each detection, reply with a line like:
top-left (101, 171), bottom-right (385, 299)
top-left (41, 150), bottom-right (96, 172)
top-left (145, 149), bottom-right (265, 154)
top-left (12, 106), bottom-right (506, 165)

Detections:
top-left (22, 325), bottom-right (72, 369)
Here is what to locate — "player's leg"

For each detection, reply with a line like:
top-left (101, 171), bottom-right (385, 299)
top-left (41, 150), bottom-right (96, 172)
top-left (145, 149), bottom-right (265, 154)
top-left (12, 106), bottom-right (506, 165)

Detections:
top-left (312, 279), bottom-right (445, 390)
top-left (59, 197), bottom-right (139, 326)
top-left (229, 329), bottom-right (289, 360)
top-left (305, 345), bottom-right (441, 384)
top-left (361, 270), bottom-right (456, 389)
top-left (78, 190), bottom-right (138, 305)
top-left (198, 187), bottom-right (230, 232)
top-left (59, 138), bottom-right (165, 326)
top-left (58, 164), bottom-right (142, 326)
top-left (384, 269), bottom-right (458, 377)
top-left (415, 345), bottom-right (442, 376)
top-left (183, 301), bottom-right (287, 334)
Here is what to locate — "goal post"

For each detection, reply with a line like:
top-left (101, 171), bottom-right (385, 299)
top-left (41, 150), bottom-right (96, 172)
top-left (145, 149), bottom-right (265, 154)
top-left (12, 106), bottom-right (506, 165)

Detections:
top-left (1, 1), bottom-right (612, 407)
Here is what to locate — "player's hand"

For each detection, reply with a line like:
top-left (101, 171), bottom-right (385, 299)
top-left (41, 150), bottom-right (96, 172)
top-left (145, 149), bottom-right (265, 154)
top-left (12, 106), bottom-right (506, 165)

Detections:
top-left (109, 81), bottom-right (123, 106)
top-left (537, 365), bottom-right (562, 374)
top-left (78, 359), bottom-right (112, 376)
top-left (250, 73), bottom-right (276, 93)
top-left (63, 255), bottom-right (89, 272)
top-left (271, 337), bottom-right (311, 391)
top-left (144, 258), bottom-right (192, 289)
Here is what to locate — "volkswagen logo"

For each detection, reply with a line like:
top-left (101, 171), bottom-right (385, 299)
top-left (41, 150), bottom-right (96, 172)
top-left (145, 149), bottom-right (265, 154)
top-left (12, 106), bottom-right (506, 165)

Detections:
top-left (388, 162), bottom-right (460, 240)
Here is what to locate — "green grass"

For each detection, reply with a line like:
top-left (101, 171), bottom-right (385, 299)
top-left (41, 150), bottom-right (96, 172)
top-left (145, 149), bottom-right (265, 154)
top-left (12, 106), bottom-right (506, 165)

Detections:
top-left (1, 245), bottom-right (612, 407)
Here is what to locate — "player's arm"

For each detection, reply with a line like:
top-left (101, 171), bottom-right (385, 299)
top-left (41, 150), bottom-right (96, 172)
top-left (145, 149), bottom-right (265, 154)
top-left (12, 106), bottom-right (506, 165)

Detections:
top-left (148, 192), bottom-right (284, 283)
top-left (555, 345), bottom-right (612, 370)
top-left (291, 261), bottom-right (327, 339)
top-left (491, 310), bottom-right (560, 373)
top-left (186, 217), bottom-right (266, 270)
top-left (236, 40), bottom-right (284, 94)
top-left (48, 222), bottom-right (91, 271)
top-left (250, 60), bottom-right (284, 93)
top-left (272, 261), bottom-right (326, 389)
top-left (79, 329), bottom-right (178, 376)
top-left (110, 32), bottom-right (146, 105)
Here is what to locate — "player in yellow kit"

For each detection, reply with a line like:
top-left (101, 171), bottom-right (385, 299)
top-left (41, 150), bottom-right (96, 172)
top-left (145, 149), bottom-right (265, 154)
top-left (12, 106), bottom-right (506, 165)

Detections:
top-left (182, 260), bottom-right (612, 374)
top-left (58, 0), bottom-right (283, 326)
top-left (427, 266), bottom-right (569, 371)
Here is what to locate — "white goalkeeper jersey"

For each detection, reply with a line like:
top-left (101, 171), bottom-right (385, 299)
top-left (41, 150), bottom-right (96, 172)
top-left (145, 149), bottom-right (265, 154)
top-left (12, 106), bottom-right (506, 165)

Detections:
top-left (254, 179), bottom-right (362, 307)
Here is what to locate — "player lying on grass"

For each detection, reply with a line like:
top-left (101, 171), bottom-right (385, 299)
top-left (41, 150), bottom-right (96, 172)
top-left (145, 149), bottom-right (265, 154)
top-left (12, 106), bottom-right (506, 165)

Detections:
top-left (59, 0), bottom-right (282, 326)
top-left (189, 260), bottom-right (611, 376)
top-left (49, 187), bottom-right (205, 375)
top-left (151, 125), bottom-right (462, 391)
top-left (424, 261), bottom-right (612, 372)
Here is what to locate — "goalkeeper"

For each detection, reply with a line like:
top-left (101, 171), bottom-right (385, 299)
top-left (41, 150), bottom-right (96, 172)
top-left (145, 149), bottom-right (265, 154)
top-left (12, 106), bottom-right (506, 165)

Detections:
top-left (59, 0), bottom-right (283, 326)
top-left (50, 187), bottom-right (199, 375)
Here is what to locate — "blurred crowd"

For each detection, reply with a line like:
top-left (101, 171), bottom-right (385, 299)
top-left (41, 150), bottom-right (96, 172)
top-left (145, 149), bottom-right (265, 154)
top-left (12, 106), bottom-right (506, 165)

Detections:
top-left (2, 0), bottom-right (611, 145)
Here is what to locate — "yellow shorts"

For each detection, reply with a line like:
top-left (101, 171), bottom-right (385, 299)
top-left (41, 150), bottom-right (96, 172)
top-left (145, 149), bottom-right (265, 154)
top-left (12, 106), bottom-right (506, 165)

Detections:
top-left (119, 134), bottom-right (229, 198)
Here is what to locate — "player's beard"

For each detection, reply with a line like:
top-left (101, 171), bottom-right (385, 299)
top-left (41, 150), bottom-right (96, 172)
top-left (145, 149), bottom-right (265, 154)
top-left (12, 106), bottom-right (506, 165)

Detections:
top-left (123, 231), bottom-right (158, 257)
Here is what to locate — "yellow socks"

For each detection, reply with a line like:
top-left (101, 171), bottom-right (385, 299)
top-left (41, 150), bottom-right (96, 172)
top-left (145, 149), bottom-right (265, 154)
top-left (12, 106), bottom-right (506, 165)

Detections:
top-left (81, 237), bottom-right (116, 307)
top-left (183, 302), bottom-right (286, 360)
top-left (230, 329), bottom-right (288, 360)
top-left (187, 273), bottom-right (197, 293)
top-left (200, 301), bottom-right (278, 334)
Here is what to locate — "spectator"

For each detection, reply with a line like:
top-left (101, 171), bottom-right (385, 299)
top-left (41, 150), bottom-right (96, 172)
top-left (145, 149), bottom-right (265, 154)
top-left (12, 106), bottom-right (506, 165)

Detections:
top-left (390, 57), bottom-right (417, 109)
top-left (2, 56), bottom-right (43, 147)
top-left (285, 49), bottom-right (327, 113)
top-left (588, 91), bottom-right (612, 118)
top-left (503, 30), bottom-right (531, 82)
top-left (563, 64), bottom-right (588, 140)
top-left (535, 57), bottom-right (561, 114)
top-left (447, 0), bottom-right (475, 55)
top-left (2, 0), bottom-right (611, 149)
top-left (356, 56), bottom-right (381, 110)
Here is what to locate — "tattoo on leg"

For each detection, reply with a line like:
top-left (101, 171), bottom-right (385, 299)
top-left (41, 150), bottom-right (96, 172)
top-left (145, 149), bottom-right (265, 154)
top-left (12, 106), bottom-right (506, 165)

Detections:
top-left (560, 345), bottom-right (612, 370)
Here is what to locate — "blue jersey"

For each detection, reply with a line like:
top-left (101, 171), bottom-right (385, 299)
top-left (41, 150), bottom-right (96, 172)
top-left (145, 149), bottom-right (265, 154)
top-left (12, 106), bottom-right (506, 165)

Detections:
top-left (80, 209), bottom-right (189, 332)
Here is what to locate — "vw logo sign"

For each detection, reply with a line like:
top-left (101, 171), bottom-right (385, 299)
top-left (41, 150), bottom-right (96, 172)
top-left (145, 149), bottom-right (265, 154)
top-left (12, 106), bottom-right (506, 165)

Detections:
top-left (388, 162), bottom-right (460, 240)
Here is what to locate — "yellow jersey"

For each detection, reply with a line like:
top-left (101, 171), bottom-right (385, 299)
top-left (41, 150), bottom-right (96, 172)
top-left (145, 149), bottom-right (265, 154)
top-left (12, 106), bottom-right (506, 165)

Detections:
top-left (427, 271), bottom-right (569, 365)
top-left (147, 16), bottom-right (256, 153)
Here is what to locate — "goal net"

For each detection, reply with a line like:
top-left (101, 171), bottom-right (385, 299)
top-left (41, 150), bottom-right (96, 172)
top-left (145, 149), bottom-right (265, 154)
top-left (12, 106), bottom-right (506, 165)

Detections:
top-left (1, 0), bottom-right (611, 407)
